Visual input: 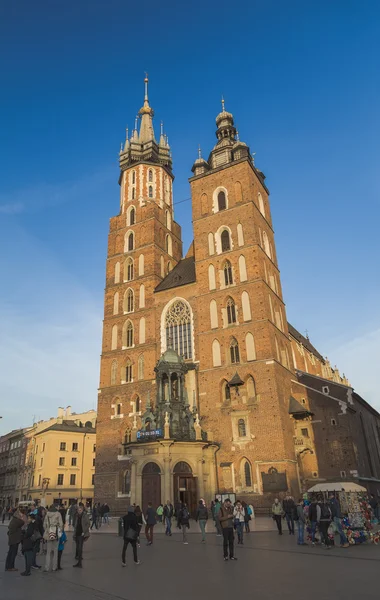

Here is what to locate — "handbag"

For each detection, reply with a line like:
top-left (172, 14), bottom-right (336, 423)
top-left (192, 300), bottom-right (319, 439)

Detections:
top-left (125, 527), bottom-right (138, 541)
top-left (31, 530), bottom-right (42, 543)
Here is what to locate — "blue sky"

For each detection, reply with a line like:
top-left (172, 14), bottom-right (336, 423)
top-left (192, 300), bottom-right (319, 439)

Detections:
top-left (0, 0), bottom-right (379, 433)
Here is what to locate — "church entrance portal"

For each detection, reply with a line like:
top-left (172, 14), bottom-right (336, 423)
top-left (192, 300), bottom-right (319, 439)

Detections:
top-left (173, 461), bottom-right (197, 515)
top-left (142, 462), bottom-right (161, 511)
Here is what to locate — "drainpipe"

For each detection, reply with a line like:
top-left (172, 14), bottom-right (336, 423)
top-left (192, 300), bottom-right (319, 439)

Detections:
top-left (80, 433), bottom-right (87, 504)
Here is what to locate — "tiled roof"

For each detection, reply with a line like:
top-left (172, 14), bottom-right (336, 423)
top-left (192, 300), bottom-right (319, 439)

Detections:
top-left (287, 322), bottom-right (324, 362)
top-left (38, 422), bottom-right (96, 435)
top-left (155, 256), bottom-right (196, 292)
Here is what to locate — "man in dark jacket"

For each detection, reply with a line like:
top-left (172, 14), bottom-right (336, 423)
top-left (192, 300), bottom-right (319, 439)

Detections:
top-left (5, 509), bottom-right (26, 571)
top-left (177, 502), bottom-right (190, 544)
top-left (308, 499), bottom-right (319, 545)
top-left (218, 499), bottom-right (237, 561)
top-left (21, 513), bottom-right (38, 576)
top-left (121, 506), bottom-right (141, 565)
top-left (283, 494), bottom-right (296, 535)
top-left (163, 500), bottom-right (174, 536)
top-left (145, 502), bottom-right (156, 545)
top-left (369, 494), bottom-right (379, 520)
top-left (328, 493), bottom-right (349, 548)
top-left (195, 500), bottom-right (208, 542)
top-left (73, 503), bottom-right (90, 568)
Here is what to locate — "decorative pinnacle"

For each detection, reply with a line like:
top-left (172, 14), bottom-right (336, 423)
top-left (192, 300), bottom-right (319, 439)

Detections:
top-left (198, 144), bottom-right (202, 159)
top-left (126, 126), bottom-right (129, 139)
top-left (134, 115), bottom-right (138, 130)
top-left (144, 72), bottom-right (149, 101)
top-left (236, 130), bottom-right (240, 141)
top-left (221, 95), bottom-right (225, 112)
top-left (160, 120), bottom-right (164, 135)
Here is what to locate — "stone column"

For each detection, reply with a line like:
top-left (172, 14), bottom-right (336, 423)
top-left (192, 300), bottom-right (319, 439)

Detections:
top-left (197, 457), bottom-right (205, 499)
top-left (130, 460), bottom-right (137, 504)
top-left (163, 456), bottom-right (171, 503)
top-left (136, 472), bottom-right (142, 507)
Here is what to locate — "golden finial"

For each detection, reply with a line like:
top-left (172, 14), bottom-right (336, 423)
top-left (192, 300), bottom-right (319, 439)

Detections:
top-left (221, 95), bottom-right (225, 112)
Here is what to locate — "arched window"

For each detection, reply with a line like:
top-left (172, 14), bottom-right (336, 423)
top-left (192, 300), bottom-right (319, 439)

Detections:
top-left (245, 333), bottom-right (256, 361)
top-left (129, 207), bottom-right (136, 226)
top-left (138, 354), bottom-right (144, 380)
top-left (117, 403), bottom-right (121, 416)
top-left (114, 262), bottom-right (120, 284)
top-left (111, 360), bottom-right (117, 385)
top-left (238, 255), bottom-right (247, 282)
top-left (238, 419), bottom-right (246, 437)
top-left (208, 232), bottom-right (215, 255)
top-left (244, 461), bottom-right (252, 487)
top-left (218, 191), bottom-right (226, 211)
top-left (237, 223), bottom-right (244, 246)
top-left (111, 325), bottom-right (118, 350)
top-left (212, 339), bottom-right (221, 367)
top-left (139, 317), bottom-right (146, 344)
top-left (166, 234), bottom-right (172, 256)
top-left (139, 254), bottom-right (144, 276)
top-left (167, 261), bottom-right (172, 274)
top-left (221, 230), bottom-right (231, 252)
top-left (166, 210), bottom-right (171, 230)
top-left (246, 376), bottom-right (256, 398)
top-left (148, 185), bottom-right (153, 198)
top-left (124, 257), bottom-right (134, 282)
top-left (125, 360), bottom-right (132, 383)
top-left (164, 299), bottom-right (193, 359)
top-left (210, 299), bottom-right (218, 329)
top-left (241, 291), bottom-right (251, 321)
top-left (208, 264), bottom-right (216, 290)
top-left (226, 297), bottom-right (237, 324)
top-left (124, 321), bottom-right (133, 348)
top-left (135, 396), bottom-right (140, 412)
top-left (132, 187), bottom-right (136, 200)
top-left (139, 284), bottom-right (145, 308)
top-left (113, 292), bottom-right (119, 315)
top-left (224, 260), bottom-right (233, 286)
top-left (230, 338), bottom-right (240, 363)
top-left (124, 289), bottom-right (134, 313)
top-left (262, 231), bottom-right (271, 258)
top-left (125, 428), bottom-right (132, 444)
top-left (258, 192), bottom-right (265, 217)
top-left (123, 469), bottom-right (131, 494)
top-left (125, 231), bottom-right (134, 252)
top-left (132, 170), bottom-right (136, 185)
top-left (148, 169), bottom-right (153, 183)
top-left (223, 380), bottom-right (231, 402)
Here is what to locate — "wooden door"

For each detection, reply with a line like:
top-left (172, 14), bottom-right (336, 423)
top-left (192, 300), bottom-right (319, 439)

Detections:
top-left (142, 462), bottom-right (161, 511)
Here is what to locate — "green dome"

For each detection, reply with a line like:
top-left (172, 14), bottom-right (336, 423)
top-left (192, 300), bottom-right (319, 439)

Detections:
top-left (159, 348), bottom-right (182, 364)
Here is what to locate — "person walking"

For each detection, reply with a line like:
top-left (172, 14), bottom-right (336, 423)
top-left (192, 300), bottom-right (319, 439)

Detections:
top-left (308, 498), bottom-right (319, 545)
top-left (5, 507), bottom-right (26, 571)
top-left (163, 500), bottom-right (174, 536)
top-left (295, 499), bottom-right (307, 545)
top-left (103, 503), bottom-right (110, 525)
top-left (90, 504), bottom-right (99, 530)
top-left (73, 503), bottom-right (90, 568)
top-left (134, 505), bottom-right (143, 545)
top-left (145, 502), bottom-right (156, 545)
top-left (20, 513), bottom-right (38, 577)
top-left (196, 499), bottom-right (208, 542)
top-left (177, 502), bottom-right (190, 544)
top-left (122, 506), bottom-right (141, 566)
top-left (241, 501), bottom-right (251, 533)
top-left (283, 494), bottom-right (296, 535)
top-left (318, 499), bottom-right (332, 549)
top-left (218, 498), bottom-right (237, 561)
top-left (272, 498), bottom-right (283, 535)
top-left (57, 526), bottom-right (67, 570)
top-left (233, 501), bottom-right (245, 545)
top-left (213, 498), bottom-right (222, 536)
top-left (156, 504), bottom-right (163, 523)
top-left (328, 493), bottom-right (349, 548)
top-left (43, 504), bottom-right (63, 572)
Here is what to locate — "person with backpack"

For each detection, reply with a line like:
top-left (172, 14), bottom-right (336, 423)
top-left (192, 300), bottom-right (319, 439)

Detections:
top-left (317, 498), bottom-right (332, 548)
top-left (73, 503), bottom-right (90, 567)
top-left (283, 494), bottom-right (296, 535)
top-left (177, 502), bottom-right (190, 544)
top-left (57, 526), bottom-right (67, 570)
top-left (156, 504), bottom-right (164, 523)
top-left (43, 504), bottom-right (63, 572)
top-left (295, 498), bottom-right (307, 545)
top-left (122, 506), bottom-right (141, 566)
top-left (134, 505), bottom-right (144, 545)
top-left (195, 499), bottom-right (208, 542)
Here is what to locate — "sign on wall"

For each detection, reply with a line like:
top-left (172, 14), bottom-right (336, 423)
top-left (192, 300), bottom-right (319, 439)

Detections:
top-left (137, 429), bottom-right (163, 441)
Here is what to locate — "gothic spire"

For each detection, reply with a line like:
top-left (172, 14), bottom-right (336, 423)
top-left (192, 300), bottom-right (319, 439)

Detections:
top-left (138, 74), bottom-right (155, 144)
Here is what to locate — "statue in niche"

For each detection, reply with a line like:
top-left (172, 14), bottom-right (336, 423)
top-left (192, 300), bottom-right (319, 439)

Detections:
top-left (171, 377), bottom-right (178, 400)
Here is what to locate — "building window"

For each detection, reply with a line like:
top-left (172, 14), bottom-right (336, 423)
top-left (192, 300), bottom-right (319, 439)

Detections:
top-left (164, 299), bottom-right (193, 359)
top-left (223, 260), bottom-right (233, 286)
top-left (322, 386), bottom-right (329, 395)
top-left (149, 185), bottom-right (153, 198)
top-left (244, 461), bottom-right (252, 487)
top-left (132, 187), bottom-right (136, 200)
top-left (221, 230), bottom-right (231, 252)
top-left (230, 338), bottom-right (240, 363)
top-left (148, 169), bottom-right (153, 182)
top-left (42, 443), bottom-right (45, 452)
top-left (340, 470), bottom-right (346, 478)
top-left (93, 458), bottom-right (95, 467)
top-left (117, 403), bottom-right (121, 415)
top-left (126, 321), bottom-right (133, 348)
top-left (111, 359), bottom-right (118, 385)
top-left (223, 380), bottom-right (231, 402)
top-left (57, 474), bottom-right (64, 486)
top-left (129, 207), bottom-right (136, 225)
top-left (238, 419), bottom-right (246, 437)
top-left (59, 457), bottom-right (65, 466)
top-left (312, 472), bottom-right (318, 478)
top-left (40, 457), bottom-right (43, 466)
top-left (72, 443), bottom-right (78, 452)
top-left (135, 396), bottom-right (140, 412)
top-left (301, 428), bottom-right (309, 438)
top-left (92, 474), bottom-right (95, 485)
top-left (128, 232), bottom-right (134, 251)
top-left (125, 360), bottom-right (133, 382)
top-left (60, 442), bottom-right (66, 451)
top-left (331, 419), bottom-right (337, 426)
top-left (218, 191), bottom-right (226, 211)
top-left (226, 297), bottom-right (237, 324)
top-left (138, 354), bottom-right (144, 380)
top-left (124, 288), bottom-right (134, 313)
top-left (38, 474), bottom-right (41, 486)
top-left (70, 474), bottom-right (76, 486)
top-left (123, 469), bottom-right (131, 494)
top-left (125, 257), bottom-right (134, 281)
top-left (132, 170), bottom-right (136, 184)
top-left (125, 428), bottom-right (132, 444)
top-left (93, 444), bottom-right (96, 453)
top-left (71, 457), bottom-right (77, 466)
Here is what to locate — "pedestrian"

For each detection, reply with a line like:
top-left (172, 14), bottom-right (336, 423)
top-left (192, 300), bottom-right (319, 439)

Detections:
top-left (233, 500), bottom-right (245, 545)
top-left (91, 503), bottom-right (99, 530)
top-left (145, 502), bottom-right (156, 545)
top-left (218, 498), bottom-right (237, 561)
top-left (31, 507), bottom-right (43, 570)
top-left (73, 503), bottom-right (90, 568)
top-left (2, 505), bottom-right (7, 524)
top-left (328, 493), bottom-right (349, 548)
top-left (156, 504), bottom-right (163, 523)
top-left (272, 498), bottom-right (283, 535)
top-left (58, 504), bottom-right (66, 526)
top-left (318, 498), bottom-right (332, 549)
top-left (67, 503), bottom-right (73, 528)
top-left (103, 503), bottom-right (110, 524)
top-left (121, 506), bottom-right (141, 566)
top-left (369, 494), bottom-right (379, 521)
top-left (295, 499), bottom-right (307, 545)
top-left (134, 505), bottom-right (143, 545)
top-left (308, 498), bottom-right (319, 545)
top-left (213, 497), bottom-right (222, 536)
top-left (177, 502), bottom-right (190, 544)
top-left (57, 526), bottom-right (67, 570)
top-left (196, 499), bottom-right (208, 542)
top-left (163, 500), bottom-right (174, 536)
top-left (43, 504), bottom-right (63, 572)
top-left (20, 513), bottom-right (38, 577)
top-left (241, 500), bottom-right (251, 533)
top-left (5, 507), bottom-right (26, 572)
top-left (283, 494), bottom-right (296, 535)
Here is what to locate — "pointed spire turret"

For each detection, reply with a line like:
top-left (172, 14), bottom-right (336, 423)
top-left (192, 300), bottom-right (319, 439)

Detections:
top-left (159, 120), bottom-right (166, 147)
top-left (139, 74), bottom-right (155, 144)
top-left (123, 127), bottom-right (130, 152)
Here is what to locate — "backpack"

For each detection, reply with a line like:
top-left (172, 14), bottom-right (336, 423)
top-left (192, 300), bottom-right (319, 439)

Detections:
top-left (247, 506), bottom-right (252, 516)
top-left (320, 503), bottom-right (331, 520)
top-left (182, 508), bottom-right (189, 521)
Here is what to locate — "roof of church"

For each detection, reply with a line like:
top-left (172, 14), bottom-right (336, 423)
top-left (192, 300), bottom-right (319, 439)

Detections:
top-left (155, 256), bottom-right (196, 292)
top-left (287, 323), bottom-right (324, 362)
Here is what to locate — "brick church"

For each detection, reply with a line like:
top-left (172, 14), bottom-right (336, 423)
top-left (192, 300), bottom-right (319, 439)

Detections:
top-left (95, 78), bottom-right (380, 513)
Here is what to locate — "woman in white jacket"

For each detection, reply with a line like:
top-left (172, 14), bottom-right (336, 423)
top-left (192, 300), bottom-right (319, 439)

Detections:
top-left (233, 501), bottom-right (245, 545)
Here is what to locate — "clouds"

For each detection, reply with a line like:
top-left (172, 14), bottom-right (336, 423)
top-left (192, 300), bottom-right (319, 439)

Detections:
top-left (0, 202), bottom-right (24, 214)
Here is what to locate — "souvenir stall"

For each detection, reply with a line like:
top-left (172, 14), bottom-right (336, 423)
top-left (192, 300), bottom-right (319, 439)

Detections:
top-left (307, 482), bottom-right (380, 546)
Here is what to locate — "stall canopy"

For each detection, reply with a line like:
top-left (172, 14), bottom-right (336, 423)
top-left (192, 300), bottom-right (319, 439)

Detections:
top-left (307, 482), bottom-right (367, 493)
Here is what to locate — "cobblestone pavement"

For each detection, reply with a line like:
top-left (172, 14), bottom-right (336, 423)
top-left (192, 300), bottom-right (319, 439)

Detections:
top-left (1, 525), bottom-right (379, 600)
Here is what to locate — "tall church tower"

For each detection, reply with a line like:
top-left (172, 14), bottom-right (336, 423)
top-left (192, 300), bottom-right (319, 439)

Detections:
top-left (189, 102), bottom-right (298, 498)
top-left (96, 78), bottom-right (183, 502)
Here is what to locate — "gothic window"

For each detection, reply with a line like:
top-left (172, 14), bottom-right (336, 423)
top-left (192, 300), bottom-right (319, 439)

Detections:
top-left (111, 325), bottom-right (118, 350)
top-left (129, 207), bottom-right (136, 226)
top-left (245, 333), bottom-right (256, 361)
top-left (124, 289), bottom-right (134, 313)
top-left (210, 299), bottom-right (218, 329)
top-left (208, 264), bottom-right (216, 290)
top-left (262, 231), bottom-right (271, 258)
top-left (224, 260), bottom-right (233, 286)
top-left (139, 317), bottom-right (146, 344)
top-left (230, 338), bottom-right (240, 364)
top-left (223, 380), bottom-right (231, 402)
top-left (123, 469), bottom-right (131, 494)
top-left (125, 321), bottom-right (133, 348)
top-left (124, 257), bottom-right (134, 281)
top-left (226, 297), bottom-right (237, 324)
top-left (139, 284), bottom-right (145, 308)
top-left (212, 339), bottom-right (221, 366)
top-left (244, 460), bottom-right (252, 487)
top-left (167, 261), bottom-right (172, 274)
top-left (208, 232), bottom-right (215, 255)
top-left (126, 231), bottom-right (134, 252)
top-left (114, 262), bottom-right (121, 284)
top-left (132, 170), bottom-right (136, 185)
top-left (246, 376), bottom-right (256, 399)
top-left (149, 185), bottom-right (153, 198)
top-left (111, 360), bottom-right (117, 385)
top-left (166, 210), bottom-right (171, 230)
top-left (148, 169), bottom-right (153, 183)
top-left (117, 403), bottom-right (121, 415)
top-left (258, 192), bottom-right (265, 217)
top-left (166, 234), bottom-right (172, 256)
top-left (132, 187), bottom-right (136, 200)
top-left (165, 299), bottom-right (193, 359)
top-left (241, 291), bottom-right (251, 321)
top-left (113, 292), bottom-right (119, 315)
top-left (218, 191), bottom-right (226, 211)
top-left (221, 230), bottom-right (231, 252)
top-left (135, 396), bottom-right (140, 413)
top-left (138, 354), bottom-right (144, 380)
top-left (125, 428), bottom-right (132, 444)
top-left (238, 418), bottom-right (246, 438)
top-left (125, 360), bottom-right (132, 383)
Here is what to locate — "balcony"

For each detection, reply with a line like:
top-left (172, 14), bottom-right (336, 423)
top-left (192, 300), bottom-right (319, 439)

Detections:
top-left (294, 436), bottom-right (306, 446)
